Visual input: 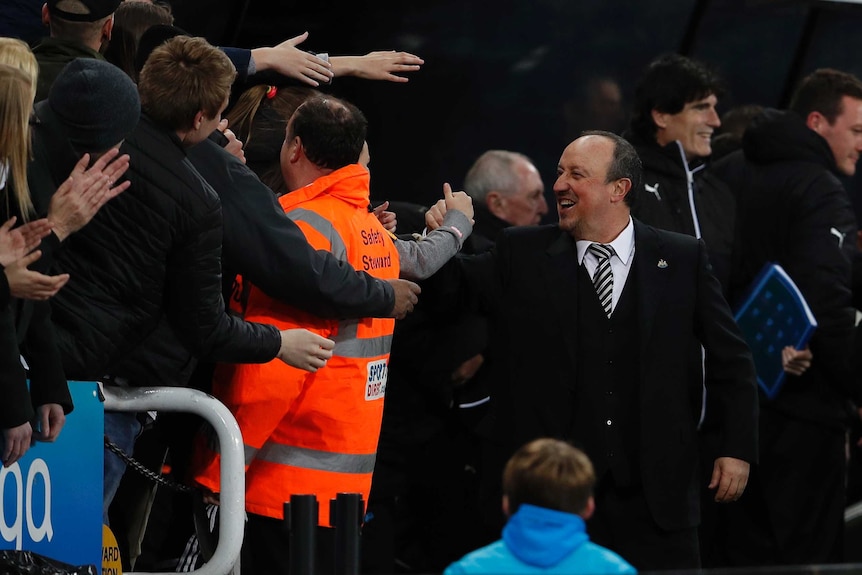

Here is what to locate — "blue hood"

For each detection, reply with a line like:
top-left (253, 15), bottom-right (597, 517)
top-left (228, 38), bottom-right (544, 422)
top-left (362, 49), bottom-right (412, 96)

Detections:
top-left (502, 504), bottom-right (589, 567)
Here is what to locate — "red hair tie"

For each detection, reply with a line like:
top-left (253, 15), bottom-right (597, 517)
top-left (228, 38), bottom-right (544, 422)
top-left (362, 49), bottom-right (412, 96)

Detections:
top-left (265, 85), bottom-right (278, 99)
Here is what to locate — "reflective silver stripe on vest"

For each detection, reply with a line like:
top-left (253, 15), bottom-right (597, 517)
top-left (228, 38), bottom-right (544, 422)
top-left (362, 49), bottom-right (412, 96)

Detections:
top-left (285, 210), bottom-right (391, 358)
top-left (244, 444), bottom-right (259, 466)
top-left (332, 318), bottom-right (392, 358)
top-left (286, 208), bottom-right (348, 261)
top-left (256, 443), bottom-right (377, 474)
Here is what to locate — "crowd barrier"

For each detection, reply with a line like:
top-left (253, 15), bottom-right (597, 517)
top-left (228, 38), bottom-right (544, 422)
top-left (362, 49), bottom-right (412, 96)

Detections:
top-left (102, 386), bottom-right (245, 575)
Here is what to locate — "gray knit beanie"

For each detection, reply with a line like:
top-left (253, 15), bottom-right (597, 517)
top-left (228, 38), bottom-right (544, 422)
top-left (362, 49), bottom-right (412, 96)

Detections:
top-left (48, 58), bottom-right (140, 153)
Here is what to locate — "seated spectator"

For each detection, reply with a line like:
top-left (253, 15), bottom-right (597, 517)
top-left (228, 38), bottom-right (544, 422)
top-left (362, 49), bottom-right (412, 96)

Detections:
top-left (444, 438), bottom-right (636, 575)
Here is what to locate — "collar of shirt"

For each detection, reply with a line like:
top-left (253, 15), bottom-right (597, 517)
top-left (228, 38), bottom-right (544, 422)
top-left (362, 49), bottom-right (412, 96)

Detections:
top-left (575, 216), bottom-right (635, 266)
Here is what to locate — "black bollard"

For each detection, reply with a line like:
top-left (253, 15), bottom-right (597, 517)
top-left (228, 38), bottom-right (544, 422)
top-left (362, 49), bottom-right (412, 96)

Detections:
top-left (330, 493), bottom-right (363, 575)
top-left (285, 494), bottom-right (318, 575)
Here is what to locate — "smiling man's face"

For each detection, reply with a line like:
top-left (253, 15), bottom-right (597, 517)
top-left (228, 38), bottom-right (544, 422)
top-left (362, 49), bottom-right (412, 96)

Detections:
top-left (653, 93), bottom-right (720, 161)
top-left (553, 135), bottom-right (619, 241)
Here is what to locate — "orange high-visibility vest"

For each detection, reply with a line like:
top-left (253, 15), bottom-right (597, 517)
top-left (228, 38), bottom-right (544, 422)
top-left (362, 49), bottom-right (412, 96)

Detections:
top-left (193, 164), bottom-right (399, 524)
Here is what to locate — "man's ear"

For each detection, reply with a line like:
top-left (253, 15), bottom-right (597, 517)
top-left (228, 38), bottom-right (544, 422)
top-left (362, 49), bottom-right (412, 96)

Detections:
top-left (581, 496), bottom-right (596, 520)
top-left (806, 110), bottom-right (829, 136)
top-left (651, 108), bottom-right (669, 130)
top-left (486, 190), bottom-right (507, 219)
top-left (102, 14), bottom-right (114, 41)
top-left (193, 111), bottom-right (205, 131)
top-left (42, 3), bottom-right (50, 26)
top-left (502, 495), bottom-right (511, 518)
top-left (611, 178), bottom-right (632, 204)
top-left (287, 136), bottom-right (303, 163)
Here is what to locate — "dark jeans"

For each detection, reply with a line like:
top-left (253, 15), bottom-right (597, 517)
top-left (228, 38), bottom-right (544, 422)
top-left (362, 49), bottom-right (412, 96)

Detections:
top-left (103, 410), bottom-right (142, 523)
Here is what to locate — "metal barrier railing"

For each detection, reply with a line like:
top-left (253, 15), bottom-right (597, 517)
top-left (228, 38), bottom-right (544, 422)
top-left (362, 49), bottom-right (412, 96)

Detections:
top-left (101, 386), bottom-right (245, 575)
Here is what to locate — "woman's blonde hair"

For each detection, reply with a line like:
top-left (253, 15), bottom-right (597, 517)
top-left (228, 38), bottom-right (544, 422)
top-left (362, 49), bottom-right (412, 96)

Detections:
top-left (0, 37), bottom-right (38, 101)
top-left (0, 63), bottom-right (35, 220)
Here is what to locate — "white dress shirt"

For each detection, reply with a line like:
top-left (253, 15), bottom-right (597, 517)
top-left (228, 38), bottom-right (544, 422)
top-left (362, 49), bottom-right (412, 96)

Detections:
top-left (576, 217), bottom-right (636, 313)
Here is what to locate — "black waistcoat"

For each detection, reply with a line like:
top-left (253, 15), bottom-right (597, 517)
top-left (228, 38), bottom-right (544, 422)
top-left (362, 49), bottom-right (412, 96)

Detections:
top-left (573, 261), bottom-right (641, 487)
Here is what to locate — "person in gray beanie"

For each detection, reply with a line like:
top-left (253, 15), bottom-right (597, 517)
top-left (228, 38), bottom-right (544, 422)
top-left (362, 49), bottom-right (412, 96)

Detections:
top-left (47, 57), bottom-right (140, 154)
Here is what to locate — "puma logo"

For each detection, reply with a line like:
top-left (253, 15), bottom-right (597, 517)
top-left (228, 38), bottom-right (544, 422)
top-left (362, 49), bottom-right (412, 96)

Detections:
top-left (645, 182), bottom-right (661, 200)
top-left (830, 227), bottom-right (846, 248)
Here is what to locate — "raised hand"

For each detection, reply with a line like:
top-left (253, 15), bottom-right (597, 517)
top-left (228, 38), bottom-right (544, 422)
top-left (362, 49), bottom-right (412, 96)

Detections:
top-left (251, 32), bottom-right (333, 87)
top-left (373, 201), bottom-right (397, 233)
top-left (332, 51), bottom-right (424, 82)
top-left (443, 182), bottom-right (474, 222)
top-left (217, 119), bottom-right (246, 164)
top-left (0, 217), bottom-right (52, 267)
top-left (49, 149), bottom-right (131, 241)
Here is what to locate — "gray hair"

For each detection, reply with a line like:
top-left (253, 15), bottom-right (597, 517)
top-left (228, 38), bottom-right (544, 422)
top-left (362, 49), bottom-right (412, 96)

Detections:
top-left (463, 150), bottom-right (535, 203)
top-left (581, 130), bottom-right (642, 207)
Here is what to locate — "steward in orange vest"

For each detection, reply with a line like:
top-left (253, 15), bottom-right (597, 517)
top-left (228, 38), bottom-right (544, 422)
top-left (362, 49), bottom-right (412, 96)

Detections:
top-left (192, 99), bottom-right (400, 528)
top-left (193, 162), bottom-right (399, 524)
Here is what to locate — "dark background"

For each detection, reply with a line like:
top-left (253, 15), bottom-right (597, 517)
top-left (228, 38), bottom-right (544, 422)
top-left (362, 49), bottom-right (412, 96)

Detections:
top-left (4, 0), bottom-right (862, 212)
top-left (164, 0), bottom-right (862, 216)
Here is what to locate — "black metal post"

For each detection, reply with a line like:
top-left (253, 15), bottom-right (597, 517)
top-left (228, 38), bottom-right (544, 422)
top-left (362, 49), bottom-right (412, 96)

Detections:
top-left (330, 493), bottom-right (363, 575)
top-left (285, 494), bottom-right (318, 575)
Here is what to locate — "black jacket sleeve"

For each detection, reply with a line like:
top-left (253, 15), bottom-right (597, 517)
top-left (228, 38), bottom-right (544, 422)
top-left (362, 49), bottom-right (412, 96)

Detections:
top-left (21, 300), bottom-right (72, 414)
top-left (187, 139), bottom-right (394, 319)
top-left (0, 307), bottom-right (33, 429)
top-left (164, 169), bottom-right (281, 365)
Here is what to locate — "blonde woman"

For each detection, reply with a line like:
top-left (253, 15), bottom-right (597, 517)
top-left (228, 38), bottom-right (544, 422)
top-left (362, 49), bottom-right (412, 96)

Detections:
top-left (0, 40), bottom-right (131, 467)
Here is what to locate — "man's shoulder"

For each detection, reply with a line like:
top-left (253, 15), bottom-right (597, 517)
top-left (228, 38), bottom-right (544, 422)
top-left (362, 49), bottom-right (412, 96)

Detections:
top-left (124, 119), bottom-right (221, 215)
top-left (125, 119), bottom-right (192, 183)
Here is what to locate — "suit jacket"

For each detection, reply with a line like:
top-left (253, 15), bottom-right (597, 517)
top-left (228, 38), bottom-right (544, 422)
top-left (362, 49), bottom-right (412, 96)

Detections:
top-left (429, 218), bottom-right (758, 531)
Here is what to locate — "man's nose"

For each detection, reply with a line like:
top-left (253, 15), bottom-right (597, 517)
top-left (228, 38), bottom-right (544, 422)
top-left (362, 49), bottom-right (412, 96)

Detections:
top-left (708, 108), bottom-right (721, 128)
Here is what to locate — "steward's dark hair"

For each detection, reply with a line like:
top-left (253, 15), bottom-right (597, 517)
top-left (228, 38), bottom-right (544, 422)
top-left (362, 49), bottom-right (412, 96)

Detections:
top-left (288, 96), bottom-right (367, 170)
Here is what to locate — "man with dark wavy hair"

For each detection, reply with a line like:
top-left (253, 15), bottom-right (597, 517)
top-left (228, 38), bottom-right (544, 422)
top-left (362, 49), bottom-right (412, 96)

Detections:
top-left (625, 54), bottom-right (735, 291)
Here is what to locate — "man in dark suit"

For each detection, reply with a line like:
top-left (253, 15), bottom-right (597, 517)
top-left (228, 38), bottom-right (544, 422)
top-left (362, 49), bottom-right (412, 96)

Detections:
top-left (427, 131), bottom-right (758, 570)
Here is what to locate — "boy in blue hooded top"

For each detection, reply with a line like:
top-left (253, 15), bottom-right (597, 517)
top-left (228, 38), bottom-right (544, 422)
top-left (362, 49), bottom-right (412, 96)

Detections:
top-left (445, 439), bottom-right (636, 574)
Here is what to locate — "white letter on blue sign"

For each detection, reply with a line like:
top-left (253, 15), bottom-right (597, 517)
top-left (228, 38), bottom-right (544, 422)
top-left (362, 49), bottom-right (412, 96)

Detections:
top-left (26, 459), bottom-right (52, 543)
top-left (0, 463), bottom-right (24, 549)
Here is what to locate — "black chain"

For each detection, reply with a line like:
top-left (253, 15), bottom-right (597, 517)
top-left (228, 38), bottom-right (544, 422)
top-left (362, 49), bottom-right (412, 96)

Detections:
top-left (104, 435), bottom-right (195, 493)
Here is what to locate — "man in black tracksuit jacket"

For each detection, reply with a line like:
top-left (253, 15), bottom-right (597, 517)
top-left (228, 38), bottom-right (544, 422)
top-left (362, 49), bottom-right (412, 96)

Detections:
top-left (624, 54), bottom-right (735, 292)
top-left (710, 69), bottom-right (862, 566)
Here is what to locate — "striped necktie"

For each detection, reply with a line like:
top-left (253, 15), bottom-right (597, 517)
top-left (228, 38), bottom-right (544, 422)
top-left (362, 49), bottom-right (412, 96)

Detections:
top-left (589, 243), bottom-right (615, 318)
